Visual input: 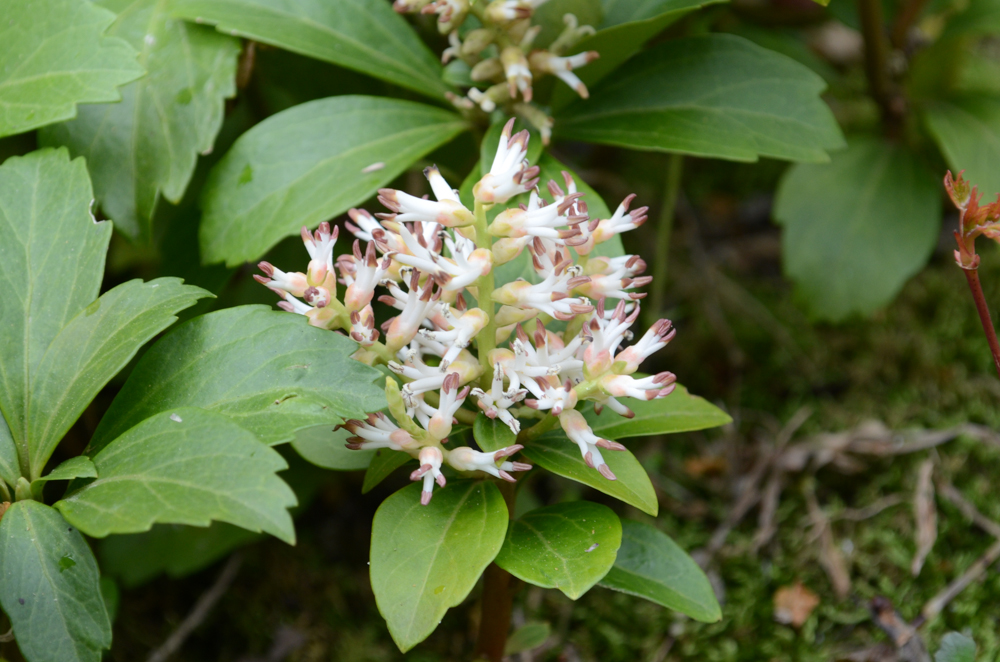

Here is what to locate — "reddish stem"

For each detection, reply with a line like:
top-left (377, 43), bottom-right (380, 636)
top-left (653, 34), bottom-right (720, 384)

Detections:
top-left (963, 267), bottom-right (1000, 379)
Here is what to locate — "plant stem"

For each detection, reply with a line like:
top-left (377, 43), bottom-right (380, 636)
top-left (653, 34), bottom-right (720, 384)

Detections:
top-left (963, 267), bottom-right (1000, 379)
top-left (648, 153), bottom-right (684, 325)
top-left (890, 0), bottom-right (931, 49)
top-left (517, 414), bottom-right (557, 444)
top-left (473, 200), bottom-right (497, 388)
top-left (474, 481), bottom-right (517, 662)
top-left (858, 0), bottom-right (904, 138)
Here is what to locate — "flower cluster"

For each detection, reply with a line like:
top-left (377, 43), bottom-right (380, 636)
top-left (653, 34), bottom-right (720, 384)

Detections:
top-left (259, 120), bottom-right (677, 504)
top-left (393, 0), bottom-right (598, 143)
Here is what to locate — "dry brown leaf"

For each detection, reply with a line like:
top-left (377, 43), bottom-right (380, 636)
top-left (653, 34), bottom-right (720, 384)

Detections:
top-left (773, 582), bottom-right (820, 627)
top-left (911, 459), bottom-right (937, 577)
top-left (684, 455), bottom-right (728, 477)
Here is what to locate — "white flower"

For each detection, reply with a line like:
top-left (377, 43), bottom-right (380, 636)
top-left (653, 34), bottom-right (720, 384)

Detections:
top-left (474, 119), bottom-right (540, 204)
top-left (526, 379), bottom-right (578, 416)
top-left (592, 194), bottom-right (649, 244)
top-left (381, 270), bottom-right (440, 352)
top-left (339, 240), bottom-right (392, 313)
top-left (501, 46), bottom-right (532, 101)
top-left (472, 364), bottom-right (527, 434)
top-left (599, 371), bottom-right (677, 400)
top-left (427, 372), bottom-right (470, 440)
top-left (419, 306), bottom-right (489, 366)
top-left (614, 318), bottom-right (675, 375)
top-left (340, 413), bottom-right (417, 451)
top-left (378, 166), bottom-right (474, 228)
top-left (528, 50), bottom-right (599, 98)
top-left (411, 446), bottom-right (446, 505)
top-left (558, 409), bottom-right (625, 480)
top-left (447, 445), bottom-right (532, 481)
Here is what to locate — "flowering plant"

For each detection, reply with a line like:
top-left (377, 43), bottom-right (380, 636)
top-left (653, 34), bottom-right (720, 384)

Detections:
top-left (255, 121), bottom-right (729, 654)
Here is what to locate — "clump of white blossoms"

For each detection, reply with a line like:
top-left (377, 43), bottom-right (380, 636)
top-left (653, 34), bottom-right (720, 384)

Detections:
top-left (257, 120), bottom-right (677, 505)
top-left (393, 0), bottom-right (598, 143)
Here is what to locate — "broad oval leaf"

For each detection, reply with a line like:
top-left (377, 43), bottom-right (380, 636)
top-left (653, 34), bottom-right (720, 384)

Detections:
top-left (199, 95), bottom-right (468, 266)
top-left (600, 519), bottom-right (720, 622)
top-left (57, 407), bottom-right (297, 542)
top-left (0, 149), bottom-right (113, 479)
top-left (89, 305), bottom-right (385, 452)
top-left (585, 384), bottom-right (731, 439)
top-left (0, 501), bottom-right (112, 662)
top-left (362, 449), bottom-right (413, 494)
top-left (41, 0), bottom-right (240, 240)
top-left (554, 34), bottom-right (844, 163)
top-left (495, 501), bottom-right (621, 599)
top-left (521, 433), bottom-right (658, 516)
top-left (474, 413), bottom-right (517, 453)
top-left (169, 0), bottom-right (448, 99)
top-left (550, 0), bottom-right (727, 111)
top-left (292, 425), bottom-right (375, 471)
top-left (0, 0), bottom-right (144, 138)
top-left (773, 137), bottom-right (940, 321)
top-left (370, 480), bottom-right (508, 652)
top-left (924, 97), bottom-right (1000, 197)
top-left (28, 278), bottom-right (209, 478)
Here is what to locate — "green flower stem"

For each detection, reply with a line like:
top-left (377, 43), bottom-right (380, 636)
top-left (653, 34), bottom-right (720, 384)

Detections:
top-left (473, 200), bottom-right (498, 388)
top-left (648, 153), bottom-right (684, 326)
top-left (517, 414), bottom-right (557, 444)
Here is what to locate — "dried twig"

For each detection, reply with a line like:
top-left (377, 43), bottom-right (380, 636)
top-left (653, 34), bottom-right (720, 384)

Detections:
top-left (804, 480), bottom-right (851, 599)
top-left (830, 494), bottom-right (905, 522)
top-left (146, 553), bottom-right (243, 662)
top-left (870, 597), bottom-right (930, 662)
top-left (936, 479), bottom-right (1000, 538)
top-left (920, 538), bottom-right (1000, 622)
top-left (751, 472), bottom-right (783, 553)
top-left (910, 460), bottom-right (937, 577)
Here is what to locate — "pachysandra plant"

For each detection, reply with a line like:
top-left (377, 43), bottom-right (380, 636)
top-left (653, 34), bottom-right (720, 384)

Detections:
top-left (256, 120), bottom-right (728, 654)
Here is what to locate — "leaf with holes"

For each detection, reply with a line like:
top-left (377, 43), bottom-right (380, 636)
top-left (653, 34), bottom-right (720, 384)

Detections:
top-left (199, 95), bottom-right (467, 266)
top-left (370, 481), bottom-right (508, 652)
top-left (41, 0), bottom-right (240, 240)
top-left (57, 408), bottom-right (296, 542)
top-left (495, 501), bottom-right (621, 599)
top-left (0, 501), bottom-right (112, 662)
top-left (0, 0), bottom-right (143, 138)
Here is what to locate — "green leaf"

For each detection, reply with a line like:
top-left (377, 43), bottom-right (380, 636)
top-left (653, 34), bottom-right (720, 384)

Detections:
top-left (0, 0), bottom-right (144, 138)
top-left (370, 480), bottom-right (508, 652)
top-left (292, 425), bottom-right (374, 471)
top-left (473, 414), bottom-right (517, 453)
top-left (504, 622), bottom-right (551, 656)
top-left (0, 412), bottom-right (19, 489)
top-left (27, 278), bottom-right (209, 477)
top-left (362, 449), bottom-right (413, 494)
top-left (0, 500), bottom-right (112, 662)
top-left (585, 384), bottom-right (730, 439)
top-left (169, 0), bottom-right (448, 99)
top-left (100, 522), bottom-right (259, 587)
top-left (56, 408), bottom-right (297, 543)
top-left (554, 34), bottom-right (844, 163)
top-left (936, 632), bottom-right (977, 662)
top-left (31, 456), bottom-right (98, 499)
top-left (924, 97), bottom-right (1000, 197)
top-left (199, 95), bottom-right (468, 266)
top-left (521, 433), bottom-right (658, 516)
top-left (89, 305), bottom-right (384, 452)
top-left (495, 501), bottom-right (621, 599)
top-left (943, 0), bottom-right (1000, 38)
top-left (773, 137), bottom-right (940, 321)
top-left (40, 0), bottom-right (240, 240)
top-left (551, 0), bottom-right (726, 110)
top-left (600, 519), bottom-right (720, 622)
top-left (0, 149), bottom-right (113, 479)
